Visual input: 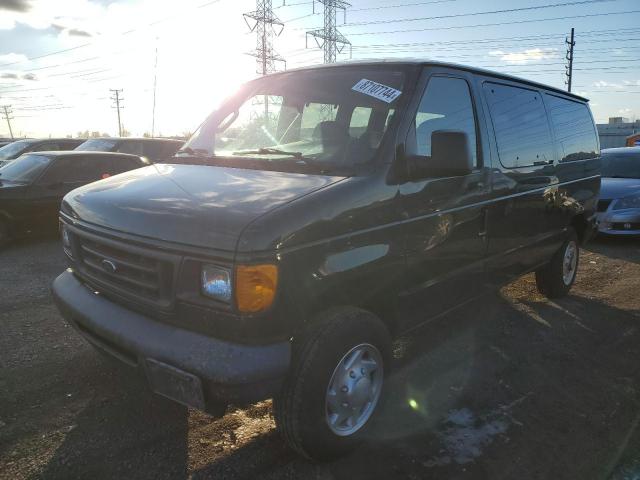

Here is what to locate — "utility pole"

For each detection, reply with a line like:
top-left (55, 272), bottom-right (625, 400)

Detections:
top-left (565, 27), bottom-right (575, 93)
top-left (1, 105), bottom-right (14, 139)
top-left (307, 0), bottom-right (351, 64)
top-left (110, 88), bottom-right (124, 137)
top-left (244, 1), bottom-right (286, 120)
top-left (151, 42), bottom-right (158, 138)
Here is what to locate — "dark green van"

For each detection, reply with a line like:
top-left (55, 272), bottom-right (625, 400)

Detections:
top-left (53, 61), bottom-right (600, 460)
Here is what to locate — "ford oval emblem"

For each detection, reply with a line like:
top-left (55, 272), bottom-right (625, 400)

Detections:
top-left (101, 259), bottom-right (117, 274)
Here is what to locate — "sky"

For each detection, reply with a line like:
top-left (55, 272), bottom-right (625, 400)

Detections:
top-left (0, 0), bottom-right (638, 138)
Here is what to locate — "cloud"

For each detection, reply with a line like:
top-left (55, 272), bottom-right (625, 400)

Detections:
top-left (623, 80), bottom-right (640, 86)
top-left (593, 80), bottom-right (622, 88)
top-left (51, 22), bottom-right (92, 37)
top-left (488, 48), bottom-right (558, 64)
top-left (618, 108), bottom-right (633, 116)
top-left (0, 0), bottom-right (31, 13)
top-left (0, 71), bottom-right (37, 80)
top-left (67, 27), bottom-right (92, 37)
top-left (0, 52), bottom-right (28, 64)
top-left (0, 0), bottom-right (102, 32)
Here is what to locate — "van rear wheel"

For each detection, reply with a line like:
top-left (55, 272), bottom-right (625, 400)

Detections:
top-left (535, 230), bottom-right (579, 298)
top-left (274, 308), bottom-right (390, 461)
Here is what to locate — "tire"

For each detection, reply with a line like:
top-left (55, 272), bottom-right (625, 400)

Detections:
top-left (535, 229), bottom-right (579, 298)
top-left (274, 307), bottom-right (391, 461)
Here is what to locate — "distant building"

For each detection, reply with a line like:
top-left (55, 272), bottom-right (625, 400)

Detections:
top-left (597, 117), bottom-right (640, 149)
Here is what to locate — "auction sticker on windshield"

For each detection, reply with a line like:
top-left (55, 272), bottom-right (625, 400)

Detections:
top-left (352, 79), bottom-right (402, 103)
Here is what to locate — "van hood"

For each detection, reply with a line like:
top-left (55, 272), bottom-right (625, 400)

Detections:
top-left (600, 177), bottom-right (640, 200)
top-left (63, 163), bottom-right (345, 250)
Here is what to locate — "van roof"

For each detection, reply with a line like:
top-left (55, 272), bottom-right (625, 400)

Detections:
top-left (279, 59), bottom-right (588, 102)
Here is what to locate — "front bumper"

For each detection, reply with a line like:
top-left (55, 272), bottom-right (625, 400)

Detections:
top-left (597, 208), bottom-right (640, 236)
top-left (52, 270), bottom-right (291, 410)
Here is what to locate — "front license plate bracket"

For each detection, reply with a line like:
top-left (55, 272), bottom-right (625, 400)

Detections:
top-left (144, 358), bottom-right (206, 410)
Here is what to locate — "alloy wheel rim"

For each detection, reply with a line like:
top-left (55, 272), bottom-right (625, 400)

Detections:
top-left (325, 343), bottom-right (384, 437)
top-left (562, 240), bottom-right (578, 285)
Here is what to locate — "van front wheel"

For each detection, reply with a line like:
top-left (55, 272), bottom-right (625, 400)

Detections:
top-left (535, 230), bottom-right (579, 298)
top-left (274, 308), bottom-right (390, 461)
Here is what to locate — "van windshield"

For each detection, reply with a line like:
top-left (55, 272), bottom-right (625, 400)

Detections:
top-left (181, 67), bottom-right (407, 174)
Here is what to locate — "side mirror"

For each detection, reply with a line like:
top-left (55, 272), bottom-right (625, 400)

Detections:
top-left (406, 130), bottom-right (473, 181)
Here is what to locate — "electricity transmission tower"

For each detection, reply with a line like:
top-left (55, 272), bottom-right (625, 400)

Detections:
top-left (244, 1), bottom-right (286, 76)
top-left (110, 89), bottom-right (124, 137)
top-left (1, 105), bottom-right (14, 139)
top-left (307, 0), bottom-right (351, 64)
top-left (565, 27), bottom-right (575, 93)
top-left (243, 1), bottom-right (286, 121)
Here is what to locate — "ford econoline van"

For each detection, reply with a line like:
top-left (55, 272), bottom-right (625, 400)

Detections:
top-left (52, 61), bottom-right (600, 460)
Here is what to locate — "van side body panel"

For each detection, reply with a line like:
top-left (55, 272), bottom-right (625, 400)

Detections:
top-left (475, 74), bottom-right (599, 286)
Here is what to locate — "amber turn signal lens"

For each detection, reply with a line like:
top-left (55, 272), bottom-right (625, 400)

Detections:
top-left (235, 264), bottom-right (278, 313)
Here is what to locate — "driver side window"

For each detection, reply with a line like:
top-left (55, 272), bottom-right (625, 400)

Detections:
top-left (408, 76), bottom-right (478, 167)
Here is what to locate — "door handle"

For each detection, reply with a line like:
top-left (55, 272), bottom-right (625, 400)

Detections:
top-left (478, 207), bottom-right (489, 238)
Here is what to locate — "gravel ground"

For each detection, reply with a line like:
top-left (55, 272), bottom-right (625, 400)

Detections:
top-left (1, 235), bottom-right (639, 479)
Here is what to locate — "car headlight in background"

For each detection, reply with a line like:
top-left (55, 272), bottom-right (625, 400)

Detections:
top-left (201, 265), bottom-right (232, 303)
top-left (613, 195), bottom-right (640, 210)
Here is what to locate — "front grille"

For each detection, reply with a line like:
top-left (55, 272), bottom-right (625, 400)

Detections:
top-left (597, 199), bottom-right (612, 212)
top-left (73, 230), bottom-right (175, 308)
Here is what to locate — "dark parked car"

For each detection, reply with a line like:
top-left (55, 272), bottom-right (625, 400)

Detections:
top-left (0, 151), bottom-right (148, 245)
top-left (52, 61), bottom-right (600, 460)
top-left (0, 138), bottom-right (84, 167)
top-left (596, 147), bottom-right (640, 236)
top-left (75, 137), bottom-right (184, 162)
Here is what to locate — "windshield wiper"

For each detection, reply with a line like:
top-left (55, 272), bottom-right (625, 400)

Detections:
top-left (231, 147), bottom-right (306, 160)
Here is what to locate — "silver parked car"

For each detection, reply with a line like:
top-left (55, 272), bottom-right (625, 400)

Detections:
top-left (597, 147), bottom-right (640, 236)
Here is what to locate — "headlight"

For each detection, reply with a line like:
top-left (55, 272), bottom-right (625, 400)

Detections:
top-left (61, 224), bottom-right (73, 258)
top-left (201, 265), bottom-right (232, 303)
top-left (613, 195), bottom-right (640, 210)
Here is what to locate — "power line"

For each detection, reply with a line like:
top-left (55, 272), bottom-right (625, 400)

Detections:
top-left (350, 0), bottom-right (458, 13)
top-left (341, 0), bottom-right (620, 27)
top-left (343, 9), bottom-right (640, 36)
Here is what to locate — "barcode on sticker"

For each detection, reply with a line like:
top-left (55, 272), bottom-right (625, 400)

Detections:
top-left (352, 79), bottom-right (402, 103)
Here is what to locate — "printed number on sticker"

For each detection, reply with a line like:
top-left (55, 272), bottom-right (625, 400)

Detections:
top-left (352, 79), bottom-right (402, 104)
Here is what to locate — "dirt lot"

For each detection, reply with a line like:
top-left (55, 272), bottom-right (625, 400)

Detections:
top-left (1, 235), bottom-right (639, 479)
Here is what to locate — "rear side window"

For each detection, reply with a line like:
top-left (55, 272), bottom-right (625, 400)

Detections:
top-left (408, 76), bottom-right (478, 166)
top-left (484, 82), bottom-right (554, 168)
top-left (117, 141), bottom-right (144, 156)
top-left (545, 94), bottom-right (598, 162)
top-left (31, 142), bottom-right (60, 152)
top-left (112, 157), bottom-right (142, 174)
top-left (45, 157), bottom-right (108, 183)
